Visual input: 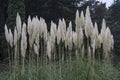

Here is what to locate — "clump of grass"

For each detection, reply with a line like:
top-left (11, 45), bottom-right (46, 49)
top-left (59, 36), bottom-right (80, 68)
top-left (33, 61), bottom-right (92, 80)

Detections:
top-left (3, 6), bottom-right (116, 80)
top-left (0, 58), bottom-right (120, 80)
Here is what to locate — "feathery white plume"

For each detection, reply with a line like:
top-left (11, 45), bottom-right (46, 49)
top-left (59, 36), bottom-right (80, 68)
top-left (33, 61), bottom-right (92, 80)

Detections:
top-left (9, 29), bottom-right (13, 47)
top-left (14, 27), bottom-right (18, 46)
top-left (61, 18), bottom-right (66, 42)
top-left (47, 40), bottom-right (51, 60)
top-left (94, 22), bottom-right (98, 39)
top-left (34, 44), bottom-right (39, 55)
top-left (34, 17), bottom-right (40, 50)
top-left (76, 26), bottom-right (83, 49)
top-left (85, 6), bottom-right (92, 38)
top-left (29, 17), bottom-right (36, 47)
top-left (28, 16), bottom-right (32, 35)
top-left (75, 10), bottom-right (80, 32)
top-left (4, 24), bottom-right (9, 43)
top-left (100, 19), bottom-right (106, 43)
top-left (72, 31), bottom-right (77, 47)
top-left (103, 27), bottom-right (112, 54)
top-left (16, 13), bottom-right (22, 39)
top-left (42, 19), bottom-right (48, 42)
top-left (80, 11), bottom-right (85, 29)
top-left (21, 23), bottom-right (27, 58)
top-left (50, 21), bottom-right (57, 43)
top-left (50, 21), bottom-right (57, 50)
top-left (66, 21), bottom-right (73, 50)
top-left (57, 19), bottom-right (62, 44)
top-left (106, 27), bottom-right (112, 51)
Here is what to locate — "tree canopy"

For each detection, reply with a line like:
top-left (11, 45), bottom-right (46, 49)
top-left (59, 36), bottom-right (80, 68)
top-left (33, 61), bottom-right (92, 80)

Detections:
top-left (0, 0), bottom-right (120, 60)
top-left (7, 0), bottom-right (25, 29)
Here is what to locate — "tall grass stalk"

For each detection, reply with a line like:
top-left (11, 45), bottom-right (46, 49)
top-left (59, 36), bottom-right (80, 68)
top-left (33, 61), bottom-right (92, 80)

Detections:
top-left (22, 57), bottom-right (25, 75)
top-left (8, 45), bottom-right (12, 80)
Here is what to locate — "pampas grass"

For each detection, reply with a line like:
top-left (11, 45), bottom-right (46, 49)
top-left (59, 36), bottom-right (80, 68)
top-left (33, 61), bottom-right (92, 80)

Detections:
top-left (3, 6), bottom-right (116, 80)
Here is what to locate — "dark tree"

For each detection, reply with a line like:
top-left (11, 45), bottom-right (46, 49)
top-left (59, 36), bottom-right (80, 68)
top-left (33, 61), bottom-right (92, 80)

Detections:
top-left (0, 0), bottom-right (8, 32)
top-left (25, 0), bottom-right (81, 23)
top-left (0, 0), bottom-right (8, 61)
top-left (107, 0), bottom-right (120, 56)
top-left (7, 0), bottom-right (25, 29)
top-left (108, 0), bottom-right (120, 24)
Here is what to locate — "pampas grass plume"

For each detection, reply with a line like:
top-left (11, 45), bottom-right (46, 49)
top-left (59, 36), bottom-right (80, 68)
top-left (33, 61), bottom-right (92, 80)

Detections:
top-left (9, 29), bottom-right (13, 47)
top-left (21, 23), bottom-right (27, 58)
top-left (47, 40), bottom-right (51, 60)
top-left (85, 6), bottom-right (92, 38)
top-left (34, 44), bottom-right (39, 55)
top-left (14, 27), bottom-right (18, 46)
top-left (75, 10), bottom-right (80, 29)
top-left (4, 24), bottom-right (10, 43)
top-left (16, 13), bottom-right (22, 39)
top-left (80, 11), bottom-right (85, 29)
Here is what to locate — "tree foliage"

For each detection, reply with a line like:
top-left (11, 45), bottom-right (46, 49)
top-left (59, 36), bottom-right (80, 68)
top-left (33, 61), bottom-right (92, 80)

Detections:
top-left (108, 0), bottom-right (120, 25)
top-left (0, 0), bottom-right (8, 61)
top-left (1, 0), bottom-right (120, 61)
top-left (25, 0), bottom-right (81, 23)
top-left (107, 0), bottom-right (120, 55)
top-left (7, 0), bottom-right (25, 29)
